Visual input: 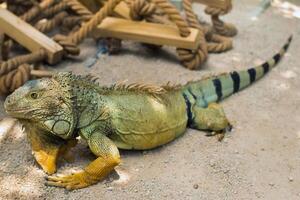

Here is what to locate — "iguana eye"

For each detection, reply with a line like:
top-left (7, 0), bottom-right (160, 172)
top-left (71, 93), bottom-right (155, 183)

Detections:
top-left (30, 92), bottom-right (38, 99)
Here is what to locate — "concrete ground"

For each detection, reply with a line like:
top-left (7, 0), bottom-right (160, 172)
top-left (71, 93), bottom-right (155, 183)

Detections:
top-left (0, 0), bottom-right (300, 199)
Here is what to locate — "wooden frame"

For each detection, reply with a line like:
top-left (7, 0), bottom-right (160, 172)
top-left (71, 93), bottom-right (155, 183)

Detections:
top-left (93, 17), bottom-right (201, 50)
top-left (0, 8), bottom-right (63, 64)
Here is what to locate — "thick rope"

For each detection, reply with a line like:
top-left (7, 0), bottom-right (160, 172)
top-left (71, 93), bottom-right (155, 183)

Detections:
top-left (52, 34), bottom-right (80, 56)
top-left (20, 0), bottom-right (56, 22)
top-left (151, 0), bottom-right (190, 37)
top-left (54, 0), bottom-right (122, 56)
top-left (34, 11), bottom-right (68, 33)
top-left (64, 0), bottom-right (93, 21)
top-left (43, 1), bottom-right (69, 18)
top-left (0, 49), bottom-right (47, 76)
top-left (0, 64), bottom-right (31, 95)
top-left (69, 0), bottom-right (122, 44)
top-left (174, 0), bottom-right (207, 70)
top-left (182, 1), bottom-right (233, 55)
top-left (205, 6), bottom-right (237, 37)
top-left (62, 16), bottom-right (82, 30)
top-left (35, 11), bottom-right (69, 33)
top-left (0, 63), bottom-right (53, 95)
top-left (207, 34), bottom-right (232, 53)
top-left (129, 0), bottom-right (156, 20)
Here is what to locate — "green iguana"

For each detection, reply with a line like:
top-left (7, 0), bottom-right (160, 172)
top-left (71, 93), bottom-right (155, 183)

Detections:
top-left (4, 36), bottom-right (292, 190)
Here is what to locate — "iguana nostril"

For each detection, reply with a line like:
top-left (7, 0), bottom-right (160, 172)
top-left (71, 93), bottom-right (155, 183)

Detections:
top-left (4, 96), bottom-right (12, 109)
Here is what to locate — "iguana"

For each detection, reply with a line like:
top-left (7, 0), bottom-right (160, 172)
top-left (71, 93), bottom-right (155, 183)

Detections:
top-left (4, 36), bottom-right (292, 190)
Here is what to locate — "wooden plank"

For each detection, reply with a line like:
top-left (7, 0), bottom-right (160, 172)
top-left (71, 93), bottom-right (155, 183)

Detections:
top-left (93, 17), bottom-right (201, 50)
top-left (193, 0), bottom-right (231, 10)
top-left (0, 8), bottom-right (63, 64)
top-left (113, 1), bottom-right (131, 19)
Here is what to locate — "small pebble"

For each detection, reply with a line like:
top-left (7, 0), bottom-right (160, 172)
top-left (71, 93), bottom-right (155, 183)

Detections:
top-left (234, 150), bottom-right (239, 154)
top-left (193, 184), bottom-right (199, 189)
top-left (288, 177), bottom-right (294, 182)
top-left (209, 160), bottom-right (215, 167)
top-left (269, 182), bottom-right (275, 187)
top-left (107, 187), bottom-right (113, 191)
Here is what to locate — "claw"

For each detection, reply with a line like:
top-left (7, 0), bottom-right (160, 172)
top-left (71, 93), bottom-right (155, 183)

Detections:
top-left (45, 171), bottom-right (96, 190)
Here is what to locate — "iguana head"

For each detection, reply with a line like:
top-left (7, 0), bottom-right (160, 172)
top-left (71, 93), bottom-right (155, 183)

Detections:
top-left (4, 73), bottom-right (77, 139)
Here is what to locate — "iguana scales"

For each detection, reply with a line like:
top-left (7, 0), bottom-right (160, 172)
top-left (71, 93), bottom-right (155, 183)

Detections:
top-left (4, 36), bottom-right (292, 190)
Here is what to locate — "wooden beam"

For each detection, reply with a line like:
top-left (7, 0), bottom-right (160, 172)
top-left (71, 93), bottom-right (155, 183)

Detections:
top-left (93, 17), bottom-right (201, 50)
top-left (113, 1), bottom-right (131, 19)
top-left (193, 0), bottom-right (231, 10)
top-left (0, 8), bottom-right (63, 64)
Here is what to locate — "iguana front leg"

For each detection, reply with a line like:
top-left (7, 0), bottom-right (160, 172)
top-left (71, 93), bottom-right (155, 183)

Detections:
top-left (27, 129), bottom-right (77, 174)
top-left (46, 132), bottom-right (120, 190)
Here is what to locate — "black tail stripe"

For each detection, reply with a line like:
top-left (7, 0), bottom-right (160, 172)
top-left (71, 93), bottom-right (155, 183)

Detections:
top-left (247, 68), bottom-right (256, 83)
top-left (262, 62), bottom-right (270, 74)
top-left (230, 71), bottom-right (240, 93)
top-left (182, 93), bottom-right (193, 125)
top-left (187, 87), bottom-right (197, 100)
top-left (212, 79), bottom-right (222, 101)
top-left (273, 53), bottom-right (281, 64)
top-left (283, 43), bottom-right (289, 51)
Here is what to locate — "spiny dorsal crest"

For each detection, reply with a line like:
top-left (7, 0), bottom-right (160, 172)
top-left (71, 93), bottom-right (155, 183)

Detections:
top-left (103, 81), bottom-right (181, 95)
top-left (52, 72), bottom-right (100, 104)
top-left (53, 72), bottom-right (181, 96)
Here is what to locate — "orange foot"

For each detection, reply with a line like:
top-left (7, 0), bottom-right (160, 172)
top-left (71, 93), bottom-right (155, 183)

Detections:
top-left (45, 171), bottom-right (98, 190)
top-left (33, 150), bottom-right (57, 175)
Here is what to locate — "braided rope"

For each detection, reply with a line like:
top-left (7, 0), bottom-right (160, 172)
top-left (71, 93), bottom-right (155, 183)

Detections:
top-left (64, 0), bottom-right (93, 21)
top-left (0, 49), bottom-right (47, 76)
top-left (53, 0), bottom-right (122, 56)
top-left (0, 64), bottom-right (31, 95)
top-left (205, 6), bottom-right (237, 37)
top-left (181, 2), bottom-right (234, 55)
top-left (151, 0), bottom-right (190, 37)
top-left (35, 12), bottom-right (69, 33)
top-left (210, 15), bottom-right (238, 37)
top-left (70, 0), bottom-right (122, 44)
top-left (62, 16), bottom-right (82, 28)
top-left (43, 1), bottom-right (69, 18)
top-left (207, 34), bottom-right (232, 53)
top-left (20, 0), bottom-right (56, 22)
top-left (52, 34), bottom-right (80, 56)
top-left (173, 0), bottom-right (207, 70)
top-left (129, 0), bottom-right (156, 20)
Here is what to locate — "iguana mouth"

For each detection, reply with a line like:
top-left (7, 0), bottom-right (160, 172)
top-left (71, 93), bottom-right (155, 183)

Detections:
top-left (5, 108), bottom-right (35, 114)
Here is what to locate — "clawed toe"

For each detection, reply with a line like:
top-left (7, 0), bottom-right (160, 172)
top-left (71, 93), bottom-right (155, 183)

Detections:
top-left (45, 172), bottom-right (95, 190)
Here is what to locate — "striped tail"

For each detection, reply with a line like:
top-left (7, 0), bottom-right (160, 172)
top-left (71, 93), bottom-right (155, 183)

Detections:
top-left (183, 35), bottom-right (292, 107)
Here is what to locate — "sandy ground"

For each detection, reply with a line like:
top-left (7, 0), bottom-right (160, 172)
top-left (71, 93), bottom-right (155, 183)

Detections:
top-left (0, 0), bottom-right (300, 199)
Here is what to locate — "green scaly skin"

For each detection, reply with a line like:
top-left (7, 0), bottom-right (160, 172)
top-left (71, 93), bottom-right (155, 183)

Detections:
top-left (4, 36), bottom-right (292, 189)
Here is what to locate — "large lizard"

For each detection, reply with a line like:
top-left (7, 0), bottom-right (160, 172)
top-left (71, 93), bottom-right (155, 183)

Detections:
top-left (4, 36), bottom-right (292, 190)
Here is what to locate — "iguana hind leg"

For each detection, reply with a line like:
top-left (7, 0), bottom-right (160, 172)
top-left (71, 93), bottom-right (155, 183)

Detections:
top-left (189, 103), bottom-right (231, 138)
top-left (46, 132), bottom-right (120, 190)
